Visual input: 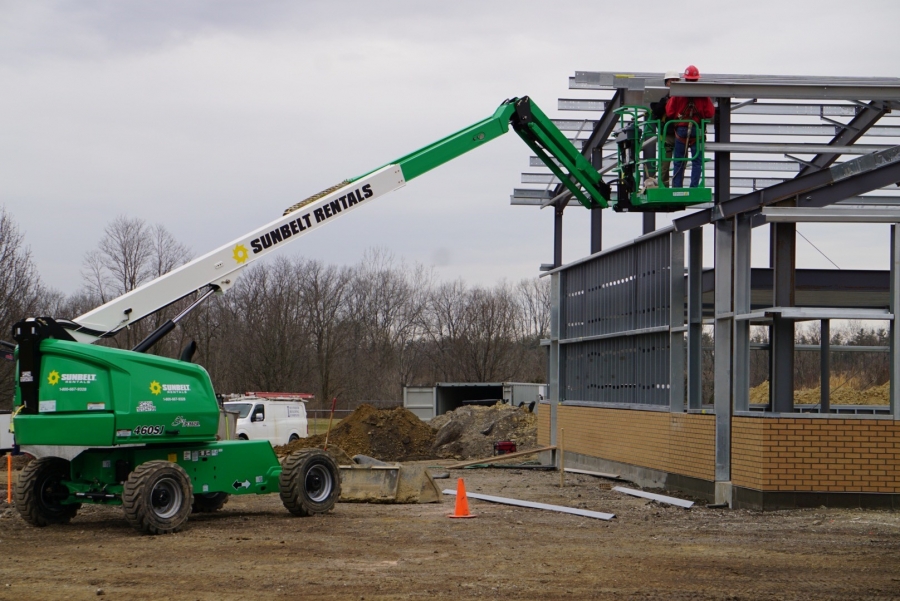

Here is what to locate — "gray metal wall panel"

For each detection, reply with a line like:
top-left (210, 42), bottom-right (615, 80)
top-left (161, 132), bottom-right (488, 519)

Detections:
top-left (559, 233), bottom-right (674, 407)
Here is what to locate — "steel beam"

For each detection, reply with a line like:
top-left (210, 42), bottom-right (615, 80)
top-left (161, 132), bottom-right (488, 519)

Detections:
top-left (821, 319), bottom-right (831, 413)
top-left (797, 102), bottom-right (888, 177)
top-left (797, 158), bottom-right (900, 210)
top-left (706, 142), bottom-right (891, 154)
top-left (558, 98), bottom-right (606, 111)
top-left (673, 145), bottom-right (900, 231)
top-left (670, 81), bottom-right (900, 101)
top-left (892, 225), bottom-right (900, 419)
top-left (714, 219), bottom-right (734, 481)
top-left (553, 205), bottom-right (563, 268)
top-left (687, 228), bottom-right (703, 410)
top-left (549, 272), bottom-right (563, 452)
top-left (589, 148), bottom-right (604, 254)
top-left (762, 206), bottom-right (900, 223)
top-left (670, 231), bottom-right (686, 412)
top-left (733, 214), bottom-right (752, 413)
top-left (770, 222), bottom-right (796, 414)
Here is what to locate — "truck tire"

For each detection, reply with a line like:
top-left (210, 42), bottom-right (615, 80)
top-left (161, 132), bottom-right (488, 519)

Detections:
top-left (15, 457), bottom-right (80, 527)
top-left (279, 448), bottom-right (340, 517)
top-left (122, 461), bottom-right (192, 535)
top-left (191, 492), bottom-right (229, 513)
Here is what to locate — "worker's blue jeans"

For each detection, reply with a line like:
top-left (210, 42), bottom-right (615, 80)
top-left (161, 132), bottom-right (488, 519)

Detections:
top-left (673, 126), bottom-right (702, 188)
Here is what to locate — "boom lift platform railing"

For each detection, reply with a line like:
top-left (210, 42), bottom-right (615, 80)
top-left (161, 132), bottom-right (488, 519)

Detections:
top-left (613, 105), bottom-right (712, 210)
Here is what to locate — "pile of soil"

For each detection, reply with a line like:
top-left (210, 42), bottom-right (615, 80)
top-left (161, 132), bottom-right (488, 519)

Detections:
top-left (275, 404), bottom-right (436, 462)
top-left (430, 402), bottom-right (537, 460)
top-left (749, 380), bottom-right (889, 405)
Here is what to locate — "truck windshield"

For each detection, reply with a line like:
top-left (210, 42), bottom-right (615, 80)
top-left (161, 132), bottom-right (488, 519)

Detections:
top-left (224, 403), bottom-right (253, 419)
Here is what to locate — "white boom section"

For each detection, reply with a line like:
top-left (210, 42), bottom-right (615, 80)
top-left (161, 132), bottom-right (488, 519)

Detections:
top-left (67, 165), bottom-right (406, 343)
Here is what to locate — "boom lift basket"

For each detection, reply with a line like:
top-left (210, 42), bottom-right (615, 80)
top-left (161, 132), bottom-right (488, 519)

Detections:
top-left (613, 105), bottom-right (712, 210)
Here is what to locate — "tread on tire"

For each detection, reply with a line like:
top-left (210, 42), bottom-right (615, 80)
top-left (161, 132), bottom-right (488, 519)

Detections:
top-left (15, 457), bottom-right (80, 527)
top-left (279, 448), bottom-right (340, 517)
top-left (122, 460), bottom-right (192, 535)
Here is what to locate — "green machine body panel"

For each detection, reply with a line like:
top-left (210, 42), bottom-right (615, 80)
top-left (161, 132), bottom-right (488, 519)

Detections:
top-left (14, 338), bottom-right (220, 447)
top-left (63, 440), bottom-right (282, 505)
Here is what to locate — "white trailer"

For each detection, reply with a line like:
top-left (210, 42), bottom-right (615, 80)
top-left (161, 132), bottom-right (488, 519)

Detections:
top-left (1, 411), bottom-right (14, 453)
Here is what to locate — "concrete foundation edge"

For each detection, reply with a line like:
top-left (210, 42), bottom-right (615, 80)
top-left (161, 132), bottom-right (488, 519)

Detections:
top-left (561, 451), bottom-right (900, 510)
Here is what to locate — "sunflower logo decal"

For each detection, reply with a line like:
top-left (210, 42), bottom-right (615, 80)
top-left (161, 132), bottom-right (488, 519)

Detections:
top-left (233, 244), bottom-right (249, 264)
top-left (48, 370), bottom-right (60, 385)
top-left (149, 381), bottom-right (162, 395)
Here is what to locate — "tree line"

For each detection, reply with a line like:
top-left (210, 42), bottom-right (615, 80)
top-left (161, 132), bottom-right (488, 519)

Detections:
top-left (0, 210), bottom-right (549, 411)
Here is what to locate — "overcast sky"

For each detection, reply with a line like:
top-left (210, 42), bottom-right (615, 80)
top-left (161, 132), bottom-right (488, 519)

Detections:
top-left (2, 1), bottom-right (899, 296)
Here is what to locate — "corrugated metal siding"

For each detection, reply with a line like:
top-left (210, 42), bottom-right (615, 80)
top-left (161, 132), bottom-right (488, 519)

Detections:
top-left (561, 234), bottom-right (672, 406)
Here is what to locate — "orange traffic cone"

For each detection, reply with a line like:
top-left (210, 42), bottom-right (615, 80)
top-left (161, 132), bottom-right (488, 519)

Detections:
top-left (448, 478), bottom-right (477, 519)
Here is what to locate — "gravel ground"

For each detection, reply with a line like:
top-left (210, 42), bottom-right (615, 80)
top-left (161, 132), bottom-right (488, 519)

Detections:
top-left (1, 462), bottom-right (899, 600)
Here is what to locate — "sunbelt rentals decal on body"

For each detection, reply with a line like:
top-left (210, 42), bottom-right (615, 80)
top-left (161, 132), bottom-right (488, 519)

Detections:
top-left (47, 370), bottom-right (97, 392)
top-left (149, 380), bottom-right (191, 401)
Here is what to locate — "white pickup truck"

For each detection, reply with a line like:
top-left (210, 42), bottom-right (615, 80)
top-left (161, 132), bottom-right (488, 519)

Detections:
top-left (223, 393), bottom-right (310, 447)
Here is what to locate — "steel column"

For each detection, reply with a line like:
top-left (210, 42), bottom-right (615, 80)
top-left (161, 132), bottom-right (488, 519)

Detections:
top-left (733, 214), bottom-right (752, 412)
top-left (590, 148), bottom-right (603, 254)
top-left (643, 213), bottom-right (656, 235)
top-left (714, 219), bottom-right (734, 482)
top-left (891, 225), bottom-right (900, 419)
top-left (669, 231), bottom-right (685, 412)
top-left (771, 222), bottom-right (796, 413)
top-left (715, 98), bottom-right (731, 209)
top-left (820, 319), bottom-right (831, 413)
top-left (554, 205), bottom-right (564, 268)
top-left (549, 271), bottom-right (563, 453)
top-left (687, 228), bottom-right (704, 410)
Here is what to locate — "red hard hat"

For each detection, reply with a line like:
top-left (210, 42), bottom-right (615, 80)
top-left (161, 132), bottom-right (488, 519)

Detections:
top-left (684, 65), bottom-right (700, 81)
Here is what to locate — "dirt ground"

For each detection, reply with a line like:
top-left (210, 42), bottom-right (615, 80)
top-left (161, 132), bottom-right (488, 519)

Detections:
top-left (1, 463), bottom-right (899, 601)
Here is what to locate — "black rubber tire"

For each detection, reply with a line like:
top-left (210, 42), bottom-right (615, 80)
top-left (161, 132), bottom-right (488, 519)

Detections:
top-left (238, 434), bottom-right (248, 440)
top-left (279, 448), bottom-right (340, 517)
top-left (191, 492), bottom-right (229, 513)
top-left (288, 434), bottom-right (300, 443)
top-left (122, 461), bottom-right (192, 535)
top-left (14, 457), bottom-right (80, 527)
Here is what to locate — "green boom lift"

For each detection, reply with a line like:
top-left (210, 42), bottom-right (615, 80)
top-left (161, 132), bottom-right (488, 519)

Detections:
top-left (9, 96), bottom-right (703, 535)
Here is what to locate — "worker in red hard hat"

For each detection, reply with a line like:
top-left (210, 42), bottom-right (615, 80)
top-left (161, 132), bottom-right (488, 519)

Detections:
top-left (666, 65), bottom-right (715, 188)
top-left (650, 70), bottom-right (681, 187)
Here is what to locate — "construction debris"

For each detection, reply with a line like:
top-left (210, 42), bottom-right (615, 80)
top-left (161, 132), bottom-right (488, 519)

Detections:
top-left (339, 461), bottom-right (442, 504)
top-left (441, 488), bottom-right (615, 521)
top-left (275, 404), bottom-right (436, 462)
top-left (613, 486), bottom-right (694, 508)
top-left (564, 468), bottom-right (621, 480)
top-left (447, 445), bottom-right (556, 469)
top-left (430, 402), bottom-right (537, 460)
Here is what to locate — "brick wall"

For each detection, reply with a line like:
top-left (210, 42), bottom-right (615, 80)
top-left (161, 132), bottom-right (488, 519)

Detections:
top-left (537, 402), bottom-right (551, 447)
top-left (537, 405), bottom-right (900, 494)
top-left (541, 405), bottom-right (715, 481)
top-left (733, 417), bottom-right (900, 493)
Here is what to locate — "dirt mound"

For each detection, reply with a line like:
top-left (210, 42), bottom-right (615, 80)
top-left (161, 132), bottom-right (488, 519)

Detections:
top-left (275, 404), bottom-right (436, 462)
top-left (430, 403), bottom-right (537, 460)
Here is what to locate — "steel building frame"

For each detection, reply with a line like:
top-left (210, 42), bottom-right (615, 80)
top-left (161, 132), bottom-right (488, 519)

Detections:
top-left (522, 71), bottom-right (900, 505)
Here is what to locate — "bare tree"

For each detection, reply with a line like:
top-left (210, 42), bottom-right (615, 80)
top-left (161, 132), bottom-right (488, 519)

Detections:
top-left (0, 208), bottom-right (47, 406)
top-left (79, 215), bottom-right (191, 351)
top-left (344, 249), bottom-right (431, 400)
top-left (300, 259), bottom-right (354, 410)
